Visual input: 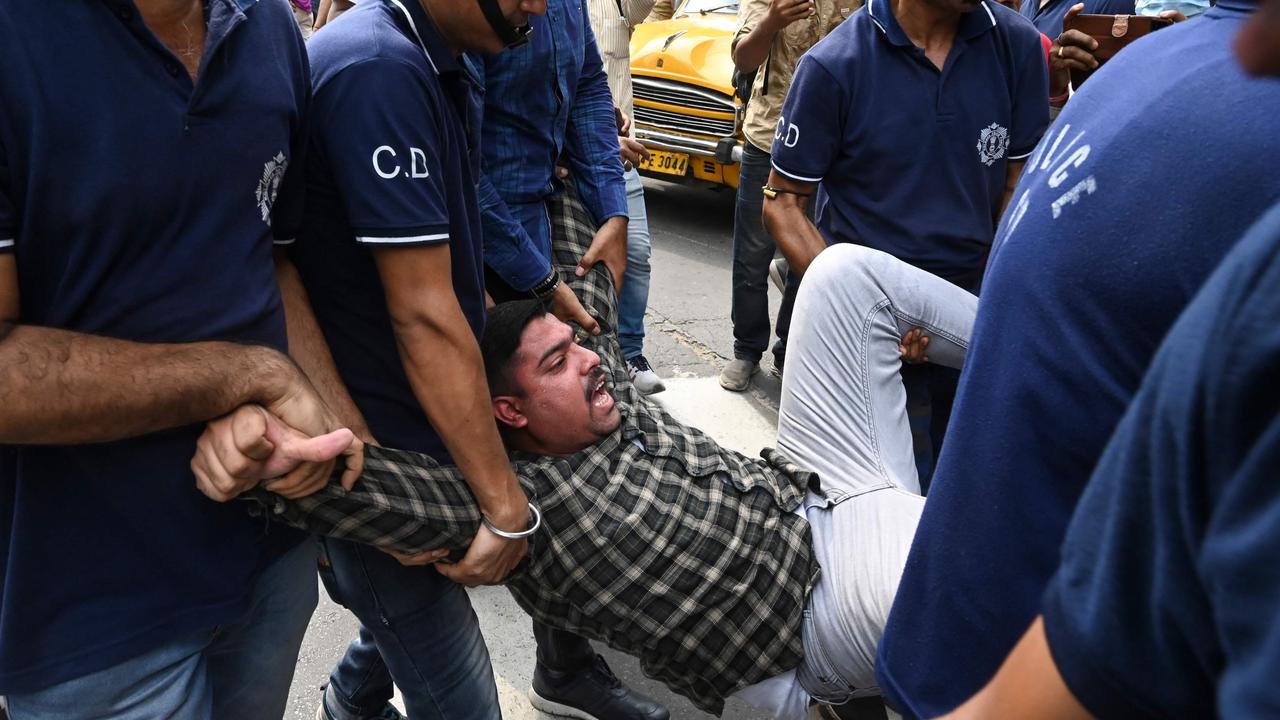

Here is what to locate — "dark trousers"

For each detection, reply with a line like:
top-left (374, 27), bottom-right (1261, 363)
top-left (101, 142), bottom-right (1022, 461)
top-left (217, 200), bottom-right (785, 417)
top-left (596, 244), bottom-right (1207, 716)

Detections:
top-left (731, 141), bottom-right (801, 364)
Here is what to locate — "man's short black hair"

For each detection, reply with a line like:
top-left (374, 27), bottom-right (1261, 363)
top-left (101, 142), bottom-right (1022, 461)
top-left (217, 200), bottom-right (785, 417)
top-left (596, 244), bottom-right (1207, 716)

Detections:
top-left (481, 299), bottom-right (548, 396)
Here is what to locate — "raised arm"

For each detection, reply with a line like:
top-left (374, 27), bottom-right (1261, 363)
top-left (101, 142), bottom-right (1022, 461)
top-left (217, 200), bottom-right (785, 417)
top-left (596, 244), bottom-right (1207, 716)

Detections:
top-left (732, 0), bottom-right (813, 73)
top-left (566, 7), bottom-right (630, 292)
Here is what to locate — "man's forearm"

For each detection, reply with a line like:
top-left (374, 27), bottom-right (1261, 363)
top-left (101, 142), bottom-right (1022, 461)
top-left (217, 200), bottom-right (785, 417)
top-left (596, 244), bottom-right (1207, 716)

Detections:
top-left (391, 308), bottom-right (528, 528)
top-left (764, 199), bottom-right (826, 277)
top-left (0, 325), bottom-right (294, 444)
top-left (276, 255), bottom-right (373, 442)
top-left (733, 19), bottom-right (779, 73)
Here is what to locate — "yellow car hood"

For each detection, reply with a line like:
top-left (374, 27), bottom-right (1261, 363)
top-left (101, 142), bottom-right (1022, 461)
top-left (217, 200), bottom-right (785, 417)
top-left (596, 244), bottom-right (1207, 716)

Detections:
top-left (630, 14), bottom-right (737, 95)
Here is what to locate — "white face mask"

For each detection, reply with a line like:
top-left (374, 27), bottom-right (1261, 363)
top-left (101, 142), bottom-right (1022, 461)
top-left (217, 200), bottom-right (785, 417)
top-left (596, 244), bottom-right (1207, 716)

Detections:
top-left (1134, 0), bottom-right (1212, 17)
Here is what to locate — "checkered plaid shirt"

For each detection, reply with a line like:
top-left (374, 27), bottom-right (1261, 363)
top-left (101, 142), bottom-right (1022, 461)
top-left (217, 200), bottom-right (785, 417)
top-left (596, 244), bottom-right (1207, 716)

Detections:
top-left (251, 189), bottom-right (822, 714)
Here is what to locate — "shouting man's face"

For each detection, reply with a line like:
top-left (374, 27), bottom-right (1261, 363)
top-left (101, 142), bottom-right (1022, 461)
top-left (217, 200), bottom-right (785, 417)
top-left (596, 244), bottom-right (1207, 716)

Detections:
top-left (491, 315), bottom-right (623, 457)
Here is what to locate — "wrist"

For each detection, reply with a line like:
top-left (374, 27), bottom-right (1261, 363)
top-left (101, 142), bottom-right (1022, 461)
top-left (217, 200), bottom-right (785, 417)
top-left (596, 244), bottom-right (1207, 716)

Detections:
top-left (241, 345), bottom-right (302, 408)
top-left (482, 482), bottom-right (530, 531)
top-left (529, 269), bottom-right (561, 300)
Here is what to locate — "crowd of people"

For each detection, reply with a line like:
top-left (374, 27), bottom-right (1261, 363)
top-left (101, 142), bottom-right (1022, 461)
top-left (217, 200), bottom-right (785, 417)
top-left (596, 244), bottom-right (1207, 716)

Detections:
top-left (0, 0), bottom-right (1277, 719)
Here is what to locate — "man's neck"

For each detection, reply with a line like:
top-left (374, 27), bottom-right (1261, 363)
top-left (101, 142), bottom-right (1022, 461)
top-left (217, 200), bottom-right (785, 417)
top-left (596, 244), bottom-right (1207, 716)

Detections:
top-left (419, 0), bottom-right (465, 56)
top-left (891, 0), bottom-right (963, 69)
top-left (135, 0), bottom-right (200, 26)
top-left (135, 0), bottom-right (207, 80)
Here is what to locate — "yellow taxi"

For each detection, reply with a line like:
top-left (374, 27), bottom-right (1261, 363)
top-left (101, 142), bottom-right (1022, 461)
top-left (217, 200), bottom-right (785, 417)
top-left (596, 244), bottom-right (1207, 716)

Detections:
top-left (629, 0), bottom-right (742, 189)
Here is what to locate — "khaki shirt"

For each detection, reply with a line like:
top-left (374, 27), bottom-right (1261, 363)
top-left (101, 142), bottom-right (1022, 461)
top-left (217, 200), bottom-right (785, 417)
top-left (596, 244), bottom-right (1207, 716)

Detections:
top-left (646, 0), bottom-right (675, 21)
top-left (733, 0), bottom-right (860, 152)
top-left (587, 0), bottom-right (657, 136)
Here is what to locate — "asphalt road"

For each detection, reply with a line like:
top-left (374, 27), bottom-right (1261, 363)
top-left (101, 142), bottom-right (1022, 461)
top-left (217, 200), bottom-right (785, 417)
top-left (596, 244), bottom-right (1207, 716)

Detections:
top-left (285, 178), bottom-right (789, 720)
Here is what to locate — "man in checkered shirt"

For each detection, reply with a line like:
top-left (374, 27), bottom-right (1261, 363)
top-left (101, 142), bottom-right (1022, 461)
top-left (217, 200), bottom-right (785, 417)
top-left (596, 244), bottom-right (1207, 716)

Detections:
top-left (198, 192), bottom-right (981, 718)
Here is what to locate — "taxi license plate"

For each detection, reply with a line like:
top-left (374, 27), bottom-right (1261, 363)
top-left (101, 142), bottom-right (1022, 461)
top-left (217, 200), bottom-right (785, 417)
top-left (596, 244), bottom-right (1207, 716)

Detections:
top-left (640, 150), bottom-right (689, 177)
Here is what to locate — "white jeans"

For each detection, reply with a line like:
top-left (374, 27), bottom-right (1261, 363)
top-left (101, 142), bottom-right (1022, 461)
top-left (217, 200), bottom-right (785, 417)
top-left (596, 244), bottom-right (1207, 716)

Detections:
top-left (735, 243), bottom-right (979, 717)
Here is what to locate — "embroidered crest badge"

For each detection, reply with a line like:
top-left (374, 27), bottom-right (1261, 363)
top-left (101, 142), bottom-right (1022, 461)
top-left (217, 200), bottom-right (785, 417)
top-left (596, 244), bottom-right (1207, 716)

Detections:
top-left (976, 123), bottom-right (1010, 167)
top-left (256, 152), bottom-right (288, 225)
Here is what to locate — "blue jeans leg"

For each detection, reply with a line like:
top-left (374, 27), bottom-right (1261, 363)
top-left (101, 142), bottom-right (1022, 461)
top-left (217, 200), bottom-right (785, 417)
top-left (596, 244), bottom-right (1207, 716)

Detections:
top-left (8, 631), bottom-right (213, 720)
top-left (732, 142), bottom-right (800, 363)
top-left (618, 168), bottom-right (652, 361)
top-left (8, 538), bottom-right (317, 720)
top-left (318, 537), bottom-right (501, 720)
top-left (325, 624), bottom-right (395, 716)
top-left (207, 538), bottom-right (319, 719)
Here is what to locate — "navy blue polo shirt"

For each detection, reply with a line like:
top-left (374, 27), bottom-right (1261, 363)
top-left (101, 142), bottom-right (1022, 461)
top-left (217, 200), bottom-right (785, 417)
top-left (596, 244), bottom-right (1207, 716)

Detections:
top-left (877, 2), bottom-right (1280, 716)
top-left (292, 0), bottom-right (486, 458)
top-left (769, 0), bottom-right (1048, 284)
top-left (1021, 0), bottom-right (1134, 37)
top-left (0, 0), bottom-right (309, 694)
top-left (1044, 203), bottom-right (1280, 720)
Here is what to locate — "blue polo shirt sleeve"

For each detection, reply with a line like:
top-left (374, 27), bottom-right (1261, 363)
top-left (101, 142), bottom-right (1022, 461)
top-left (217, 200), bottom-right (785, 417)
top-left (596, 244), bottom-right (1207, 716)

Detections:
top-left (1007, 21), bottom-right (1050, 161)
top-left (564, 5), bottom-right (627, 227)
top-left (478, 169), bottom-right (554, 291)
top-left (272, 26), bottom-right (311, 247)
top-left (0, 134), bottom-right (14, 254)
top-left (769, 55), bottom-right (845, 184)
top-left (1041, 205), bottom-right (1280, 720)
top-left (311, 58), bottom-right (453, 246)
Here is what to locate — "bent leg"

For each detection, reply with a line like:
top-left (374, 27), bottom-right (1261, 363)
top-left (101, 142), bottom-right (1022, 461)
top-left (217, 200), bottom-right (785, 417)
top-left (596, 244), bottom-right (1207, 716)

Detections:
top-left (777, 244), bottom-right (978, 495)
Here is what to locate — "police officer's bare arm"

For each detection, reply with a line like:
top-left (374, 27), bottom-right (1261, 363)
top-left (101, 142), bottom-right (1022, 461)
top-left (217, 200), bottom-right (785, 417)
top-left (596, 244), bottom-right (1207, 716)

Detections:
top-left (0, 253), bottom-right (355, 480)
top-left (276, 253), bottom-right (374, 444)
top-left (761, 169), bottom-right (828, 277)
top-left (372, 243), bottom-right (531, 586)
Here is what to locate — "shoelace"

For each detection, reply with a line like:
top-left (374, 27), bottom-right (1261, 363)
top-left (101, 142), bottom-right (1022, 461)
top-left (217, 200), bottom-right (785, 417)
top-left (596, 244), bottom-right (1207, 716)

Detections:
top-left (628, 355), bottom-right (653, 373)
top-left (590, 654), bottom-right (623, 689)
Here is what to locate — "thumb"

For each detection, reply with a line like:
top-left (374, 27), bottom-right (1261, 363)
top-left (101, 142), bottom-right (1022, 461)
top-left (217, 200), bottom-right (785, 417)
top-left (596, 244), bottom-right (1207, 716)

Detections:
top-left (576, 307), bottom-right (601, 336)
top-left (434, 559), bottom-right (470, 585)
top-left (279, 428), bottom-right (355, 464)
top-left (231, 406), bottom-right (275, 461)
top-left (576, 247), bottom-right (598, 278)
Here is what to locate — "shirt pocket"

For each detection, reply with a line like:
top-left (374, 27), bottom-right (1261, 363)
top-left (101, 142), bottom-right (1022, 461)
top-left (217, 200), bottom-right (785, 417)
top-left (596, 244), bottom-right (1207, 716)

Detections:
top-left (596, 16), bottom-right (633, 61)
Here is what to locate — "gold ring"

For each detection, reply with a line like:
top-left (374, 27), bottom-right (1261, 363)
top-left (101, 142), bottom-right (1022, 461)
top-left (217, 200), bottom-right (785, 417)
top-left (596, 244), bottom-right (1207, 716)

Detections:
top-left (1058, 45), bottom-right (1065, 58)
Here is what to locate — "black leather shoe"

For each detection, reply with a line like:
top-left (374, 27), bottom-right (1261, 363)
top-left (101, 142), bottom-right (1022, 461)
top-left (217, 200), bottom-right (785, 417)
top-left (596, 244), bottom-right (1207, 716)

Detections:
top-left (529, 654), bottom-right (670, 720)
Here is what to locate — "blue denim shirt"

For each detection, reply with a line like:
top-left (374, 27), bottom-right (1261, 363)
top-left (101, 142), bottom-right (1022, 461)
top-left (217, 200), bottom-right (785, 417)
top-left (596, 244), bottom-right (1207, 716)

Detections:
top-left (471, 0), bottom-right (627, 291)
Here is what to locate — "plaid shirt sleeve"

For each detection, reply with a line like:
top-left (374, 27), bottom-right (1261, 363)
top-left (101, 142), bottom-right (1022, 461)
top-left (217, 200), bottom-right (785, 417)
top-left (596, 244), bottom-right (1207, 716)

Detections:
top-left (247, 445), bottom-right (483, 556)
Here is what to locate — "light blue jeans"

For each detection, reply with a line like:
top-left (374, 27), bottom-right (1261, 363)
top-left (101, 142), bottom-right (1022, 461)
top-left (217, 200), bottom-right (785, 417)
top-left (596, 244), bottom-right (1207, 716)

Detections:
top-left (7, 539), bottom-right (318, 720)
top-left (780, 244), bottom-right (977, 704)
top-left (617, 168), bottom-right (652, 360)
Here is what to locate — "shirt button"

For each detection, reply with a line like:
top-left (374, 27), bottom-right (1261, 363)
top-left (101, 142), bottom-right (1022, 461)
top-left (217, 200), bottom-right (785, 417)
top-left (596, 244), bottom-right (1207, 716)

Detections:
top-left (166, 63), bottom-right (181, 76)
top-left (116, 7), bottom-right (134, 21)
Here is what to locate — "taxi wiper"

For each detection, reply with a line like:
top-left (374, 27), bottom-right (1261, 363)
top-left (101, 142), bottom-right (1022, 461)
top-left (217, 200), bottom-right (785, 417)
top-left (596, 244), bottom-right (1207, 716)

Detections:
top-left (694, 3), bottom-right (738, 14)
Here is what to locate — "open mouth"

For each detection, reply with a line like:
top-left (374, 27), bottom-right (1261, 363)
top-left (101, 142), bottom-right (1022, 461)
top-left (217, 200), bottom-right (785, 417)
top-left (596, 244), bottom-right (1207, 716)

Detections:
top-left (587, 370), bottom-right (614, 410)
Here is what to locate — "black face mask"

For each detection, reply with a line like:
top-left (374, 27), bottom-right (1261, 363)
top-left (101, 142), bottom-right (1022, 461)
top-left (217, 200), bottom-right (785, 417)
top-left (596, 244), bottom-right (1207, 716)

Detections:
top-left (476, 0), bottom-right (533, 48)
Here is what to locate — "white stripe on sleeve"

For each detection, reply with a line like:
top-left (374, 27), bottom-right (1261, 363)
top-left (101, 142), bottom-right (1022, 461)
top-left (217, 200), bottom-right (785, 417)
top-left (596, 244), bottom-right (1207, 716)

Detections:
top-left (356, 233), bottom-right (450, 245)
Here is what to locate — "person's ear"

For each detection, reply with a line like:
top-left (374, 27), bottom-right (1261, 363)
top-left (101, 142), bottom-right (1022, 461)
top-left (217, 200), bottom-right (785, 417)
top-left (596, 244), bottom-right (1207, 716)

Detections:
top-left (492, 395), bottom-right (528, 429)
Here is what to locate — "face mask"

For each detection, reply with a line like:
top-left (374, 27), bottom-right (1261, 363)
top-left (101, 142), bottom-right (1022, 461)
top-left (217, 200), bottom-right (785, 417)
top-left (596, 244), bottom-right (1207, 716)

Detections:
top-left (476, 0), bottom-right (534, 48)
top-left (1135, 0), bottom-right (1211, 18)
